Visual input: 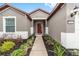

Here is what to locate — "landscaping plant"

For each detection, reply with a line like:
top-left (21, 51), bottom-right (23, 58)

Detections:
top-left (20, 43), bottom-right (31, 49)
top-left (0, 46), bottom-right (1, 55)
top-left (46, 39), bottom-right (54, 45)
top-left (0, 34), bottom-right (35, 56)
top-left (54, 42), bottom-right (65, 56)
top-left (43, 34), bottom-right (71, 56)
top-left (11, 34), bottom-right (35, 56)
top-left (11, 49), bottom-right (26, 56)
top-left (0, 41), bottom-right (15, 53)
top-left (27, 38), bottom-right (33, 46)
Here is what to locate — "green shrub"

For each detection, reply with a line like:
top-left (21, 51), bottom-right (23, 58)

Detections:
top-left (20, 36), bottom-right (34, 49)
top-left (11, 35), bottom-right (34, 56)
top-left (44, 35), bottom-right (54, 45)
top-left (0, 46), bottom-right (1, 55)
top-left (44, 35), bottom-right (52, 41)
top-left (20, 43), bottom-right (30, 49)
top-left (11, 49), bottom-right (26, 56)
top-left (46, 39), bottom-right (54, 45)
top-left (0, 41), bottom-right (15, 53)
top-left (54, 42), bottom-right (65, 56)
top-left (44, 34), bottom-right (71, 56)
top-left (27, 39), bottom-right (33, 46)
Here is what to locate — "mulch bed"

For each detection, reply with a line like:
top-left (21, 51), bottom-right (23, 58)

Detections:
top-left (25, 36), bottom-right (36, 56)
top-left (42, 36), bottom-right (54, 56)
top-left (42, 36), bottom-right (72, 56)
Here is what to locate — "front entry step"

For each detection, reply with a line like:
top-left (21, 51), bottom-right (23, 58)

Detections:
top-left (30, 36), bottom-right (48, 56)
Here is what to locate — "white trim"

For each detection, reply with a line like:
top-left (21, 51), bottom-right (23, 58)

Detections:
top-left (30, 27), bottom-right (33, 35)
top-left (32, 18), bottom-right (47, 20)
top-left (45, 27), bottom-right (48, 34)
top-left (3, 16), bottom-right (16, 33)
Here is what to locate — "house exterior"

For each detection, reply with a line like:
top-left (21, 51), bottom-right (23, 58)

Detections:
top-left (0, 4), bottom-right (50, 39)
top-left (0, 4), bottom-right (31, 39)
top-left (48, 3), bottom-right (79, 49)
top-left (0, 3), bottom-right (79, 49)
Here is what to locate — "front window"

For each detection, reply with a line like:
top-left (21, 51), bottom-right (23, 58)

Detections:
top-left (4, 17), bottom-right (16, 32)
top-left (6, 18), bottom-right (15, 32)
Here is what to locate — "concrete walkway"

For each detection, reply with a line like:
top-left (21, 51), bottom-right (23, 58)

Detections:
top-left (30, 35), bottom-right (48, 56)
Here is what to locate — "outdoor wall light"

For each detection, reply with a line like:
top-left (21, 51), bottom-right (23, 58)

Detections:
top-left (70, 11), bottom-right (77, 17)
top-left (70, 6), bottom-right (79, 17)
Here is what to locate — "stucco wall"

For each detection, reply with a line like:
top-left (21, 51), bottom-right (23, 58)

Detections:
top-left (61, 11), bottom-right (79, 49)
top-left (48, 4), bottom-right (66, 42)
top-left (66, 3), bottom-right (76, 33)
top-left (48, 3), bottom-right (79, 43)
top-left (0, 8), bottom-right (31, 36)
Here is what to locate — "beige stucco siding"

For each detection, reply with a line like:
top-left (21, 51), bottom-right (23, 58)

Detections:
top-left (66, 3), bottom-right (79, 33)
top-left (30, 10), bottom-right (49, 19)
top-left (48, 4), bottom-right (66, 42)
top-left (66, 3), bottom-right (76, 33)
top-left (0, 8), bottom-right (31, 35)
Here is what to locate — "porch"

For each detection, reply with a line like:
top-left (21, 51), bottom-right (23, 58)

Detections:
top-left (31, 19), bottom-right (48, 36)
top-left (29, 9), bottom-right (49, 36)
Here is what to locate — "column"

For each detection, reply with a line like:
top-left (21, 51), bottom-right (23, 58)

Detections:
top-left (45, 20), bottom-right (48, 34)
top-left (30, 20), bottom-right (34, 35)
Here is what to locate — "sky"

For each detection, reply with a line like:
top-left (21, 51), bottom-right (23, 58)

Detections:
top-left (0, 3), bottom-right (56, 13)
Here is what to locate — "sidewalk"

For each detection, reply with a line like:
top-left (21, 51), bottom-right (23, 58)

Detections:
top-left (30, 36), bottom-right (48, 56)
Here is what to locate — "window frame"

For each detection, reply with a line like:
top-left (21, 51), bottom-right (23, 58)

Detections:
top-left (3, 16), bottom-right (16, 33)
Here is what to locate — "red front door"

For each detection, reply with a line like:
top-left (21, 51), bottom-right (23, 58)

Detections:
top-left (37, 23), bottom-right (42, 34)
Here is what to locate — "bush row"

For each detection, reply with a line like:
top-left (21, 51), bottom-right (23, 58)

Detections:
top-left (0, 35), bottom-right (35, 56)
top-left (43, 34), bottom-right (71, 56)
top-left (11, 35), bottom-right (35, 56)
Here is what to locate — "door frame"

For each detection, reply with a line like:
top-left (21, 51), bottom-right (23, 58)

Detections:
top-left (35, 22), bottom-right (44, 35)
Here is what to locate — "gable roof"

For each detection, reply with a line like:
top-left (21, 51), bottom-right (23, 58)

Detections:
top-left (29, 8), bottom-right (50, 15)
top-left (0, 3), bottom-right (32, 20)
top-left (0, 3), bottom-right (64, 21)
top-left (47, 3), bottom-right (64, 20)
